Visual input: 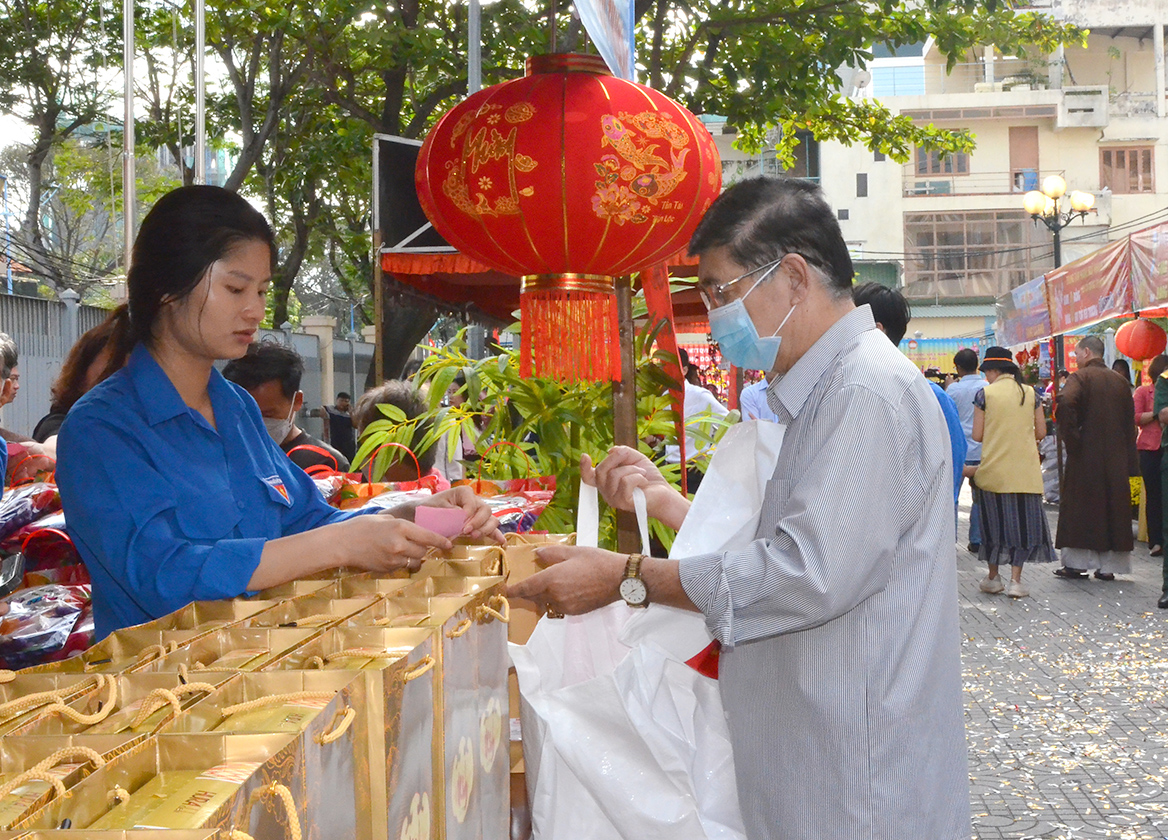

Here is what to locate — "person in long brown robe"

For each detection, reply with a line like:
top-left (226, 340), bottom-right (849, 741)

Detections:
top-left (1054, 335), bottom-right (1139, 579)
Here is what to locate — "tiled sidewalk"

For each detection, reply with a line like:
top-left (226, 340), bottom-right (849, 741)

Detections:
top-left (958, 486), bottom-right (1168, 839)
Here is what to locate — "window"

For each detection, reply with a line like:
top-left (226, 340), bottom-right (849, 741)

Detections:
top-left (902, 211), bottom-right (1053, 300)
top-left (856, 174), bottom-right (868, 197)
top-left (874, 151), bottom-right (886, 162)
top-left (915, 147), bottom-right (969, 176)
top-left (1100, 147), bottom-right (1153, 194)
top-left (838, 209), bottom-right (850, 220)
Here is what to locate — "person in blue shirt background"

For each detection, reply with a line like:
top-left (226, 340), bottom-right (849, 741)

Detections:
top-left (56, 186), bottom-right (500, 638)
top-left (851, 283), bottom-right (967, 510)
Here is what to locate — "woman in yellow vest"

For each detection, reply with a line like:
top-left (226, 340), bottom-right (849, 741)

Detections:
top-left (972, 346), bottom-right (1057, 598)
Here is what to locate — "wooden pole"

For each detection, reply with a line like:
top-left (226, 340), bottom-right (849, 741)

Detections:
top-left (613, 277), bottom-right (639, 553)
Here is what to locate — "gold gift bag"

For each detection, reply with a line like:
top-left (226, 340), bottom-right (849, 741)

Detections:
top-left (264, 626), bottom-right (438, 840)
top-left (138, 628), bottom-right (321, 674)
top-left (335, 574), bottom-right (417, 599)
top-left (0, 738), bottom-right (117, 828)
top-left (165, 671), bottom-right (366, 840)
top-left (17, 629), bottom-right (205, 676)
top-left (419, 580), bottom-right (510, 840)
top-left (120, 600), bottom-right (277, 639)
top-left (16, 732), bottom-right (302, 838)
top-left (0, 833), bottom-right (217, 839)
top-left (3, 672), bottom-right (234, 741)
top-left (250, 567), bottom-right (361, 602)
top-left (241, 593), bottom-right (384, 631)
top-left (0, 674), bottom-right (122, 738)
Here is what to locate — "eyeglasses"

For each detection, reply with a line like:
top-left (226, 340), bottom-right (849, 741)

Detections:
top-left (697, 257), bottom-right (786, 310)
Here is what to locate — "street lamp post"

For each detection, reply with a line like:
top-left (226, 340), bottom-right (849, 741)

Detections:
top-left (1023, 174), bottom-right (1095, 494)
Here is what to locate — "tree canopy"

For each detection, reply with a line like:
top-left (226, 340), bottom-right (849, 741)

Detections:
top-left (0, 0), bottom-right (1081, 364)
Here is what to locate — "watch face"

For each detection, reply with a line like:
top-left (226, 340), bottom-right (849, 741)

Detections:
top-left (619, 577), bottom-right (648, 606)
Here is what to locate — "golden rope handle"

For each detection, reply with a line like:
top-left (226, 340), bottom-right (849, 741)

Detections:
top-left (175, 681), bottom-right (219, 696)
top-left (46, 674), bottom-right (118, 726)
top-left (177, 663), bottom-right (190, 682)
top-left (192, 660), bottom-right (208, 671)
top-left (313, 707), bottom-right (355, 745)
top-left (0, 670), bottom-right (14, 683)
top-left (0, 767), bottom-right (67, 804)
top-left (128, 688), bottom-right (183, 730)
top-left (135, 643), bottom-right (169, 665)
top-left (223, 831), bottom-right (253, 840)
top-left (402, 656), bottom-right (435, 683)
top-left (305, 656), bottom-right (325, 670)
top-left (478, 594), bottom-right (510, 624)
top-left (445, 618), bottom-right (473, 639)
top-left (322, 648), bottom-right (398, 663)
top-left (291, 614), bottom-right (336, 627)
top-left (0, 745), bottom-right (106, 802)
top-left (371, 616), bottom-right (393, 627)
top-left (0, 688), bottom-right (68, 718)
top-left (221, 692), bottom-right (336, 719)
top-left (107, 785), bottom-right (131, 806)
top-left (244, 782), bottom-right (303, 840)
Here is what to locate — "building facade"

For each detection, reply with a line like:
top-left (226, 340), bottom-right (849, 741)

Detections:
top-left (708, 0), bottom-right (1168, 342)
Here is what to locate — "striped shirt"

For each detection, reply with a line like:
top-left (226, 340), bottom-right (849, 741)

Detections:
top-left (678, 305), bottom-right (970, 840)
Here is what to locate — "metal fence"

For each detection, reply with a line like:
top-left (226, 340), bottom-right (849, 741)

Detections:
top-left (0, 293), bottom-right (375, 442)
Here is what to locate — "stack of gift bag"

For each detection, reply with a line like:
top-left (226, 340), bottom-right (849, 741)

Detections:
top-left (0, 537), bottom-right (556, 839)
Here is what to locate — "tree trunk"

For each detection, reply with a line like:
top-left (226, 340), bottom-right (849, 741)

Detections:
top-left (373, 298), bottom-right (438, 387)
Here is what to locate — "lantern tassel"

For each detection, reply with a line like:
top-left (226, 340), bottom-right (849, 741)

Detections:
top-left (520, 289), bottom-right (621, 383)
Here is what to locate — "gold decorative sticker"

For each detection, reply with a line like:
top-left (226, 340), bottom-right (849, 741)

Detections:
top-left (398, 792), bottom-right (430, 840)
top-left (442, 103), bottom-right (538, 219)
top-left (593, 111), bottom-right (693, 225)
top-left (479, 696), bottom-right (503, 772)
top-left (451, 736), bottom-right (475, 823)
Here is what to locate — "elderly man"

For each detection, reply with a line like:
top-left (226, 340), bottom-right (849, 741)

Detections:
top-left (1054, 335), bottom-right (1138, 581)
top-left (511, 178), bottom-right (970, 840)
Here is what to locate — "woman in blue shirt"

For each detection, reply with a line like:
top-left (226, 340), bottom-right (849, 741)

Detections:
top-left (56, 186), bottom-right (500, 638)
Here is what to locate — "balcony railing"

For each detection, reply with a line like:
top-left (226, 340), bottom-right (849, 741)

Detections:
top-left (902, 169), bottom-right (1065, 197)
top-left (870, 59), bottom-right (1052, 98)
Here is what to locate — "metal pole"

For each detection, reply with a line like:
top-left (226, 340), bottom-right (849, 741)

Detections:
top-left (1051, 221), bottom-right (1064, 495)
top-left (348, 336), bottom-right (357, 402)
top-left (468, 0), bottom-right (481, 94)
top-left (123, 0), bottom-right (136, 271)
top-left (1, 175), bottom-right (11, 294)
top-left (194, 0), bottom-right (206, 184)
top-left (613, 277), bottom-right (638, 553)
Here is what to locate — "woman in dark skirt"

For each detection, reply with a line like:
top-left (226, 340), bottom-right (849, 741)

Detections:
top-left (972, 346), bottom-right (1057, 598)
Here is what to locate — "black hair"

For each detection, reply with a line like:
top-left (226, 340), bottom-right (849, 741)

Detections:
top-left (688, 177), bottom-right (854, 297)
top-left (1111, 358), bottom-right (1132, 384)
top-left (222, 341), bottom-right (304, 399)
top-left (124, 185), bottom-right (276, 351)
top-left (336, 392), bottom-right (351, 401)
top-left (1149, 355), bottom-right (1168, 382)
top-left (354, 380), bottom-right (436, 474)
top-left (851, 282), bottom-right (911, 345)
top-left (0, 333), bottom-right (17, 379)
top-left (953, 348), bottom-right (979, 374)
top-left (1079, 335), bottom-right (1105, 358)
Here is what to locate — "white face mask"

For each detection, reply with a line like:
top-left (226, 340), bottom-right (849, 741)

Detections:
top-left (264, 403), bottom-right (295, 444)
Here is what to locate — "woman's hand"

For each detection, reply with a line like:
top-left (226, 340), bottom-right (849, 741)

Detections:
top-left (418, 485), bottom-right (504, 544)
top-left (341, 514), bottom-right (454, 574)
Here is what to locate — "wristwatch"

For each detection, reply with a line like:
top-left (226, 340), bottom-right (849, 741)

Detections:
top-left (619, 553), bottom-right (649, 608)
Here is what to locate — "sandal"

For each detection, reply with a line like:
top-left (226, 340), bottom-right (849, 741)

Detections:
top-left (1094, 571), bottom-right (1115, 581)
top-left (1053, 567), bottom-right (1087, 579)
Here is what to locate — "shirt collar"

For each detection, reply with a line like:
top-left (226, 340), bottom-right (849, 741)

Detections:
top-left (768, 305), bottom-right (877, 421)
top-left (961, 373), bottom-right (982, 381)
top-left (127, 343), bottom-right (245, 428)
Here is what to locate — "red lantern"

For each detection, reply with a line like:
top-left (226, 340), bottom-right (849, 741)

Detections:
top-left (416, 54), bottom-right (722, 382)
top-left (1115, 318), bottom-right (1167, 360)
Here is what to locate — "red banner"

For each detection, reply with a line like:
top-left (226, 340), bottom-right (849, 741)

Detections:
top-left (1130, 222), bottom-right (1168, 311)
top-left (1045, 238), bottom-right (1131, 335)
top-left (639, 264), bottom-right (687, 491)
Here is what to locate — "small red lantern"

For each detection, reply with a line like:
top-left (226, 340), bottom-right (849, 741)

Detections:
top-left (1115, 318), bottom-right (1167, 360)
top-left (416, 54), bottom-right (722, 381)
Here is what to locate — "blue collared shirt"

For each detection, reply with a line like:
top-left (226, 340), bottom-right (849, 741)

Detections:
top-left (57, 344), bottom-right (363, 639)
top-left (945, 373), bottom-right (985, 462)
top-left (930, 381), bottom-right (967, 503)
top-left (739, 379), bottom-right (779, 422)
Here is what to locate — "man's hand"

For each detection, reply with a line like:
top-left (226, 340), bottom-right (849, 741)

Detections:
top-left (583, 447), bottom-right (689, 530)
top-left (418, 485), bottom-right (504, 544)
top-left (507, 545), bottom-right (626, 615)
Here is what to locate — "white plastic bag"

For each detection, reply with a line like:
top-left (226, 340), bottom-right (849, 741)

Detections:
top-left (511, 421), bottom-right (785, 840)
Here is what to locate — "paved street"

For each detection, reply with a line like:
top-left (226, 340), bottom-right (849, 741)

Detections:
top-left (959, 484), bottom-right (1168, 839)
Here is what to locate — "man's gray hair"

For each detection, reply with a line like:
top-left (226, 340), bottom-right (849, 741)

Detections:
top-left (0, 333), bottom-right (17, 380)
top-left (1079, 335), bottom-right (1105, 358)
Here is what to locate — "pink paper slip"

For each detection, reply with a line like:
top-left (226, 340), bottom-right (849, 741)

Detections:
top-left (415, 505), bottom-right (467, 538)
